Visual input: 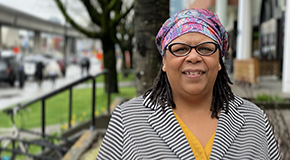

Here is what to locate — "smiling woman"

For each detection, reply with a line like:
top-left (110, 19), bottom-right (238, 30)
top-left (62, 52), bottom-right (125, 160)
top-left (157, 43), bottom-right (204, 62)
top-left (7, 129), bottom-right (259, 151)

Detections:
top-left (96, 8), bottom-right (281, 160)
top-left (162, 33), bottom-right (221, 104)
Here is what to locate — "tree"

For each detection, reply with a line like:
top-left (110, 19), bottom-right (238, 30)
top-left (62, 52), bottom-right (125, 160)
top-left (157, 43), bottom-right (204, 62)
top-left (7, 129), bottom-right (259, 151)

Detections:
top-left (134, 0), bottom-right (169, 96)
top-left (54, 0), bottom-right (134, 93)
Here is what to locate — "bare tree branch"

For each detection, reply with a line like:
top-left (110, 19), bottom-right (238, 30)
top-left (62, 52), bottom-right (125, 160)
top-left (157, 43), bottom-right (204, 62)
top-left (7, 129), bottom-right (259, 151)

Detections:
top-left (112, 2), bottom-right (134, 28)
top-left (107, 0), bottom-right (118, 12)
top-left (54, 0), bottom-right (101, 38)
top-left (80, 0), bottom-right (101, 26)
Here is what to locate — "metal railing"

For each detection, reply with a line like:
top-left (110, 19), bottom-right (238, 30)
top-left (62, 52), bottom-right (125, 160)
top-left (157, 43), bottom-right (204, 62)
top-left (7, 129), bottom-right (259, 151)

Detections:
top-left (0, 68), bottom-right (111, 159)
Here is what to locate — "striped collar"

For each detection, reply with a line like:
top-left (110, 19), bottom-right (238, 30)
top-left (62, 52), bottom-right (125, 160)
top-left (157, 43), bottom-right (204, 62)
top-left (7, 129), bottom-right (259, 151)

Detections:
top-left (143, 94), bottom-right (245, 160)
top-left (142, 93), bottom-right (244, 111)
top-left (142, 92), bottom-right (163, 110)
top-left (143, 93), bottom-right (244, 110)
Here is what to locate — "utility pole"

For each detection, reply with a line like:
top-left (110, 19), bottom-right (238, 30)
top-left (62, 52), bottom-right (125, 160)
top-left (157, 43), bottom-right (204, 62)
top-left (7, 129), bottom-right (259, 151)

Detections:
top-left (63, 0), bottom-right (68, 64)
top-left (0, 24), bottom-right (2, 59)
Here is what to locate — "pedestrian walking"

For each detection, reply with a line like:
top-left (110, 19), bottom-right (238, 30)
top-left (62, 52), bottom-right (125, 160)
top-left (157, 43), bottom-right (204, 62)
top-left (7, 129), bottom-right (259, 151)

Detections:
top-left (34, 61), bottom-right (44, 87)
top-left (97, 8), bottom-right (281, 160)
top-left (80, 56), bottom-right (90, 76)
top-left (18, 62), bottom-right (25, 88)
top-left (45, 61), bottom-right (62, 88)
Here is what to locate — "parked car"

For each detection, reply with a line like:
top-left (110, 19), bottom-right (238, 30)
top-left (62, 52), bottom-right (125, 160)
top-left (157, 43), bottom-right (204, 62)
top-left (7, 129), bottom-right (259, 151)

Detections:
top-left (0, 58), bottom-right (16, 86)
top-left (0, 50), bottom-right (25, 87)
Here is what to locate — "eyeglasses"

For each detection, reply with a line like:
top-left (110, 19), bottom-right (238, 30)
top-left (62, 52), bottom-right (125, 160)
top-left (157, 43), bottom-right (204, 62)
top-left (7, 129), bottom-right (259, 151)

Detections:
top-left (166, 41), bottom-right (219, 57)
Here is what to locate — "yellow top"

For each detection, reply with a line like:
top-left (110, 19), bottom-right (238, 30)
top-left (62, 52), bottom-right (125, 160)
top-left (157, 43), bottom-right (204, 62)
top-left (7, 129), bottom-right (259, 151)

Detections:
top-left (173, 110), bottom-right (215, 160)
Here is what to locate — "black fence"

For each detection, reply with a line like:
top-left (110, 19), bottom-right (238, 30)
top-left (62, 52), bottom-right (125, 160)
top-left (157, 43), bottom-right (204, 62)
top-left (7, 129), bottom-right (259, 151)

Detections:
top-left (0, 69), bottom-right (111, 159)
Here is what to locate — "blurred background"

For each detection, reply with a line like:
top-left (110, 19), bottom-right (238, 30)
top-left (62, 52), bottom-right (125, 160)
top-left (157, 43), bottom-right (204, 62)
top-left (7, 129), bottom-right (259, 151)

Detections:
top-left (0, 0), bottom-right (290, 159)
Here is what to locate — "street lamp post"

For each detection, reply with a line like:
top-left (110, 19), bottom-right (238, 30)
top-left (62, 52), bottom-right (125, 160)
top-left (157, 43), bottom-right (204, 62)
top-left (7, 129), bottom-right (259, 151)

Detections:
top-left (63, 0), bottom-right (68, 65)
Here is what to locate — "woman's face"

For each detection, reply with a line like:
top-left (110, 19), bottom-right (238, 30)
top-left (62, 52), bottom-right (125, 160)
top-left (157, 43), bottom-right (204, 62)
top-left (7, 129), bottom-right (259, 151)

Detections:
top-left (162, 32), bottom-right (221, 99)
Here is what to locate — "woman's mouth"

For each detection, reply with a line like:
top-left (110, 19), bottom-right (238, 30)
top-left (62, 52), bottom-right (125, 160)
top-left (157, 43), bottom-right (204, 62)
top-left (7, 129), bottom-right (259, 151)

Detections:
top-left (183, 71), bottom-right (204, 75)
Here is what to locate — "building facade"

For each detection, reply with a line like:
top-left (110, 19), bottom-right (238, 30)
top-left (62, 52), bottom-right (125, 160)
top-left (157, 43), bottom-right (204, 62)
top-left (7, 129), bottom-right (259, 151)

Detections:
top-left (189, 0), bottom-right (290, 93)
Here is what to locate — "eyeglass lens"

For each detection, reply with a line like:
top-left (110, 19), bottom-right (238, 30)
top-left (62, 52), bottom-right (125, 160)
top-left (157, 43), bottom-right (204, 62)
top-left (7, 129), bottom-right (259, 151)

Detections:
top-left (170, 42), bottom-right (216, 56)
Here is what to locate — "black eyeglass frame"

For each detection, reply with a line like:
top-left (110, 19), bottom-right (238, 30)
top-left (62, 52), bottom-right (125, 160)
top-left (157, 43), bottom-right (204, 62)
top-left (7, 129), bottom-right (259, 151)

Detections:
top-left (166, 41), bottom-right (220, 57)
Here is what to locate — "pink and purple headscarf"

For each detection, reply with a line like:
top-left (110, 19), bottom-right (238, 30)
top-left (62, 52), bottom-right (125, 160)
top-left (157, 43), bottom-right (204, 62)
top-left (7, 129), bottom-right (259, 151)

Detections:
top-left (156, 8), bottom-right (228, 57)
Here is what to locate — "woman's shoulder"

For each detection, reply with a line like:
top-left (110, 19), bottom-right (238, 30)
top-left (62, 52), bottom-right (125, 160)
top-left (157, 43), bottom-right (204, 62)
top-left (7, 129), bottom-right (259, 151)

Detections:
top-left (119, 96), bottom-right (144, 105)
top-left (114, 96), bottom-right (152, 113)
top-left (234, 95), bottom-right (266, 119)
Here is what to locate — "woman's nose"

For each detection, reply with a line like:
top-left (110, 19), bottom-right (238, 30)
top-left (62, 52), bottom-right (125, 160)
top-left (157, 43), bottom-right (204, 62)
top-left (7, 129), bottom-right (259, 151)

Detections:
top-left (185, 48), bottom-right (202, 63)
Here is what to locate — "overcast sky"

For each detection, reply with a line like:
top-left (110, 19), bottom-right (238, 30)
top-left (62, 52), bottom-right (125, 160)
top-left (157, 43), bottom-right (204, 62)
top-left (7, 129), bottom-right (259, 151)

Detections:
top-left (0, 0), bottom-right (90, 25)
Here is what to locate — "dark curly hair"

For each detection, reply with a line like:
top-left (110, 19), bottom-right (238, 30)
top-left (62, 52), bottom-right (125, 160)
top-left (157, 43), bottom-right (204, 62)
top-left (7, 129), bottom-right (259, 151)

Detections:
top-left (143, 56), bottom-right (234, 119)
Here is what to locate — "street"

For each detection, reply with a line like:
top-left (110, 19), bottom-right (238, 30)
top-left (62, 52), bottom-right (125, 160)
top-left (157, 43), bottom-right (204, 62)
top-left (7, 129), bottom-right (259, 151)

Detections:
top-left (0, 61), bottom-right (102, 110)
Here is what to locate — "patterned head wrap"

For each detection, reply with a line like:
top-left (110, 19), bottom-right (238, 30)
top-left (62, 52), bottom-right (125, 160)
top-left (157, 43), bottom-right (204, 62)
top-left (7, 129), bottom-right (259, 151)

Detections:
top-left (156, 8), bottom-right (228, 57)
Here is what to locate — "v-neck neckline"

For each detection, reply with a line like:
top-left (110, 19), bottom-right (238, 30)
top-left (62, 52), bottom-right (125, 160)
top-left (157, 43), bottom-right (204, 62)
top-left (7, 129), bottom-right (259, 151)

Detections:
top-left (173, 110), bottom-right (216, 160)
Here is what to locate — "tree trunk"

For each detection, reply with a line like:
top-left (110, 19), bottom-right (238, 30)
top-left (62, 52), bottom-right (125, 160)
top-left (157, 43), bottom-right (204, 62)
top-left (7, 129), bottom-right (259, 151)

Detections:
top-left (102, 36), bottom-right (118, 93)
top-left (134, 0), bottom-right (170, 96)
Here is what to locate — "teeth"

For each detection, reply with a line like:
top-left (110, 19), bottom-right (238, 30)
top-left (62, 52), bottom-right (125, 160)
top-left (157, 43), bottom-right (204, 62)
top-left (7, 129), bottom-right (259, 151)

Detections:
top-left (185, 71), bottom-right (201, 75)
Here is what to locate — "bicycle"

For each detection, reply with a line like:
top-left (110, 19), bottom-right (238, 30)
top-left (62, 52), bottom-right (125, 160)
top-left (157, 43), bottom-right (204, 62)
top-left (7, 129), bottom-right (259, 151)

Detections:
top-left (0, 105), bottom-right (28, 159)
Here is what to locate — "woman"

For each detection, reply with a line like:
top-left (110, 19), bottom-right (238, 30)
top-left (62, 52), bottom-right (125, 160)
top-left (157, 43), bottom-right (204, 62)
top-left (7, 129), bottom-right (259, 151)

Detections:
top-left (44, 60), bottom-right (63, 87)
top-left (97, 9), bottom-right (281, 160)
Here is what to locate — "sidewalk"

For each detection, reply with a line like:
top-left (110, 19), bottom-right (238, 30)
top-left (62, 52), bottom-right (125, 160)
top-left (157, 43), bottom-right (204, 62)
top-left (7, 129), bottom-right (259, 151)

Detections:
top-left (230, 74), bottom-right (290, 99)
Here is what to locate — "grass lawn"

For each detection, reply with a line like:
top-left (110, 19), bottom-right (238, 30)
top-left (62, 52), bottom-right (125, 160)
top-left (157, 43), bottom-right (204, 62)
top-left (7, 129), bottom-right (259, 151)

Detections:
top-left (0, 73), bottom-right (136, 159)
top-left (0, 86), bottom-right (136, 129)
top-left (0, 73), bottom-right (136, 129)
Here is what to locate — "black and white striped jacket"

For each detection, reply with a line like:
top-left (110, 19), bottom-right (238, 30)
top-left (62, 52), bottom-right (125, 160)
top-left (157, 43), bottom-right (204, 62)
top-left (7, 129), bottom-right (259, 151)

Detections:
top-left (97, 95), bottom-right (281, 160)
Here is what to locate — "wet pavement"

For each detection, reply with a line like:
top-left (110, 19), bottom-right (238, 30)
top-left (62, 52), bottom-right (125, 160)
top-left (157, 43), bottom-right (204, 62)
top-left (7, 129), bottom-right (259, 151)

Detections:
top-left (0, 62), bottom-right (102, 110)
